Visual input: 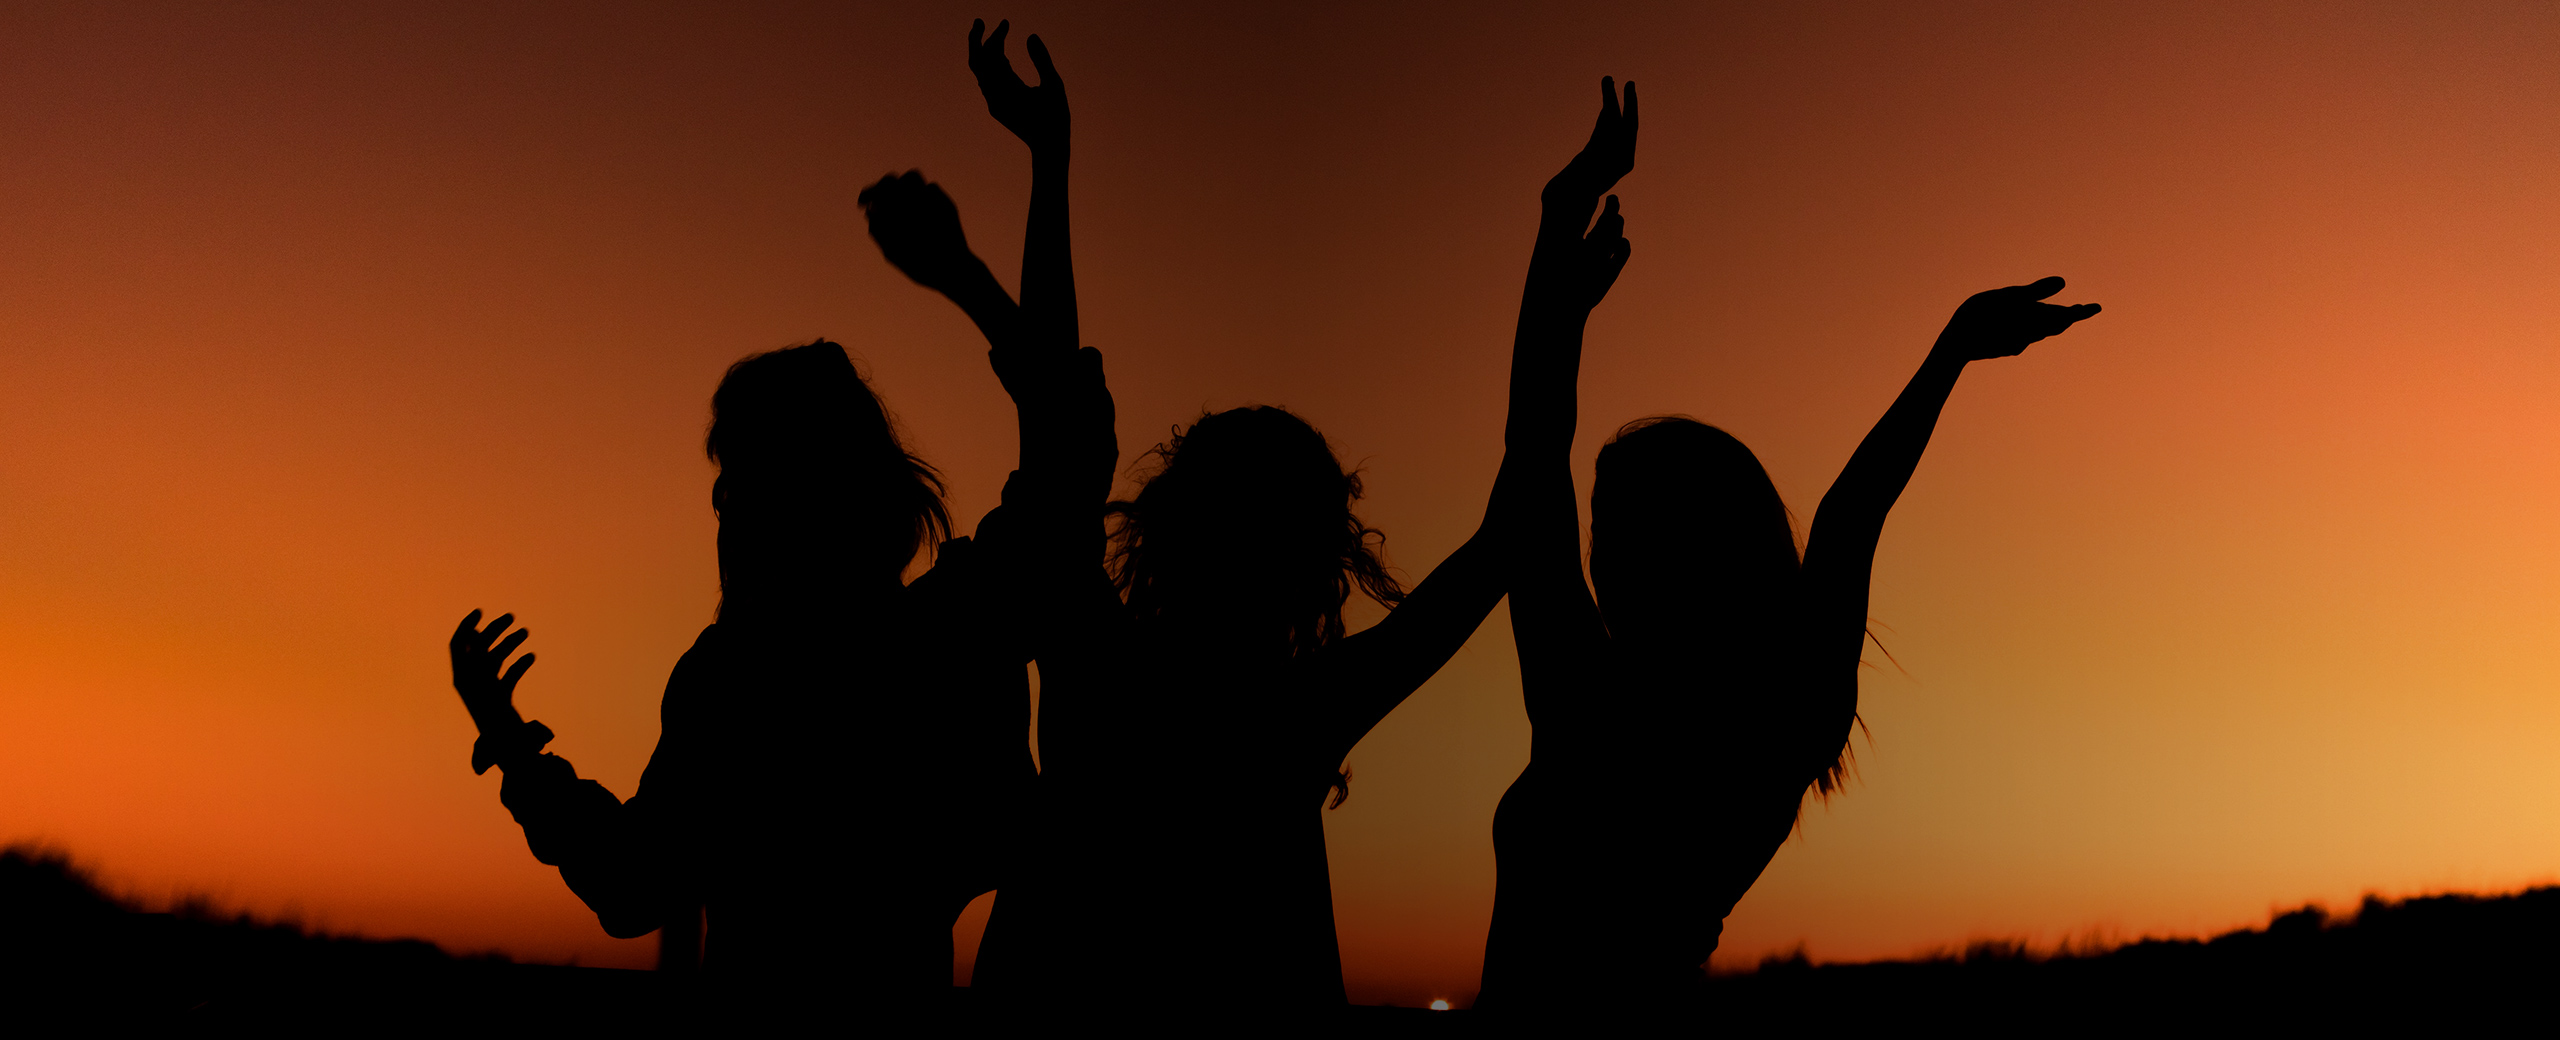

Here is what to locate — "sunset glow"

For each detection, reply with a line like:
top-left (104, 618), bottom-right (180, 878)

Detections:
top-left (3, 1), bottom-right (2559, 1008)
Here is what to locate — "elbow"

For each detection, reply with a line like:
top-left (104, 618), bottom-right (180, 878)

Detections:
top-left (599, 910), bottom-right (662, 940)
top-left (563, 867), bottom-right (662, 939)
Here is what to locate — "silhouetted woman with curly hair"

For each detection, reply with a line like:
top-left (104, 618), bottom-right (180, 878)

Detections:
top-left (968, 82), bottom-right (1655, 1020)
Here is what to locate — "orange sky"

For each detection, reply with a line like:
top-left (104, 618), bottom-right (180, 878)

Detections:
top-left (3, 0), bottom-right (2559, 1007)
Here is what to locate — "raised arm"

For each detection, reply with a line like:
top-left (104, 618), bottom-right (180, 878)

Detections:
top-left (1512, 77), bottom-right (1637, 461)
top-left (969, 19), bottom-right (1076, 360)
top-left (863, 24), bottom-right (1113, 661)
top-left (865, 20), bottom-right (1109, 485)
top-left (1799, 277), bottom-right (2101, 656)
top-left (447, 609), bottom-right (672, 938)
top-left (1505, 80), bottom-right (1637, 723)
top-left (859, 171), bottom-right (1023, 356)
top-left (965, 18), bottom-right (1112, 504)
top-left (1307, 80), bottom-right (1639, 755)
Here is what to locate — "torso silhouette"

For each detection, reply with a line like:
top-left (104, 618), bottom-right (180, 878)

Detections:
top-left (490, 344), bottom-right (1111, 1009)
top-left (475, 17), bottom-right (1131, 1006)
top-left (974, 533), bottom-right (1508, 1011)
top-left (1477, 277), bottom-right (2099, 1015)
top-left (976, 620), bottom-right (1351, 1008)
top-left (1483, 604), bottom-right (1854, 1012)
top-left (1465, 75), bottom-right (1874, 1014)
top-left (494, 514), bottom-right (1044, 999)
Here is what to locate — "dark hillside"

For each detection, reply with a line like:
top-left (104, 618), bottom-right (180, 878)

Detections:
top-left (10, 840), bottom-right (2553, 1030)
top-left (1709, 888), bottom-right (2560, 1028)
top-left (0, 845), bottom-right (662, 1024)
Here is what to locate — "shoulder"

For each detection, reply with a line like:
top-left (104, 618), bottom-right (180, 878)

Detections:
top-left (673, 622), bottom-right (728, 669)
top-left (898, 536), bottom-right (990, 622)
top-left (660, 623), bottom-right (728, 722)
top-left (908, 535), bottom-right (979, 585)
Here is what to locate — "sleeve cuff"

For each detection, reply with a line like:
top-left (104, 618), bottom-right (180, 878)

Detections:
top-left (472, 719), bottom-right (556, 775)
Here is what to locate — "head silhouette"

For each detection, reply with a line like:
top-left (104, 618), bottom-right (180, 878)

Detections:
top-left (1591, 417), bottom-right (1866, 797)
top-left (705, 340), bottom-right (948, 619)
top-left (1107, 406), bottom-right (1403, 660)
top-left (1589, 417), bottom-right (1798, 650)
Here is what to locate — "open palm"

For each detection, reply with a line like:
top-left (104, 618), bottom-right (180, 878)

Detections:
top-left (448, 609), bottom-right (533, 737)
top-left (1545, 77), bottom-right (1637, 207)
top-left (969, 19), bottom-right (1068, 155)
top-left (1934, 277), bottom-right (2102, 362)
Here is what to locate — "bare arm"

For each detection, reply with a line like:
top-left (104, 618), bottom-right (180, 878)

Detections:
top-left (969, 19), bottom-right (1077, 361)
top-left (863, 25), bottom-right (1114, 672)
top-left (1309, 80), bottom-right (1641, 755)
top-left (1507, 80), bottom-right (1636, 724)
top-left (867, 20), bottom-right (1108, 461)
top-left (859, 168), bottom-right (1115, 485)
top-left (965, 19), bottom-right (1113, 501)
top-left (1799, 277), bottom-right (2102, 662)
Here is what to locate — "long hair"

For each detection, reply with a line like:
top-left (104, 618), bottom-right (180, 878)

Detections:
top-left (1589, 416), bottom-right (1856, 800)
top-left (704, 340), bottom-right (949, 618)
top-left (1103, 406), bottom-right (1402, 807)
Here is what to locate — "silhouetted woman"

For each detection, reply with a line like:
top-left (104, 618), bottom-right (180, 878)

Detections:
top-left (1474, 99), bottom-right (2101, 1012)
top-left (965, 82), bottom-right (1644, 1020)
top-left (442, 19), bottom-right (1109, 1014)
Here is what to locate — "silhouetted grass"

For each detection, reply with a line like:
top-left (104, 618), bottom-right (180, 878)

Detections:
top-left (1708, 889), bottom-right (2560, 1028)
top-left (0, 844), bottom-right (660, 1023)
top-left (12, 840), bottom-right (2550, 1029)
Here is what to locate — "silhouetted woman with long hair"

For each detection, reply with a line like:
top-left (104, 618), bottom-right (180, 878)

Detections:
top-left (966, 81), bottom-right (1643, 1020)
top-left (1473, 88), bottom-right (2100, 1012)
top-left (442, 19), bottom-right (1109, 1016)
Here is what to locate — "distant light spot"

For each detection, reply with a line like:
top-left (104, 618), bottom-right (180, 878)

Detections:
top-left (1430, 1000), bottom-right (1451, 1011)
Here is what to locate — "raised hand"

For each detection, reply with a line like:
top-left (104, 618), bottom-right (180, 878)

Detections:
top-left (1528, 79), bottom-right (1637, 318)
top-left (860, 170), bottom-right (993, 295)
top-left (1931, 277), bottom-right (2102, 363)
top-left (969, 18), bottom-right (1069, 156)
top-left (1545, 77), bottom-right (1638, 208)
top-left (450, 609), bottom-right (534, 738)
top-left (1567, 195), bottom-right (1633, 313)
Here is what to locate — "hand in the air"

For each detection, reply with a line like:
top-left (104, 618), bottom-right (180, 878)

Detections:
top-left (1932, 277), bottom-right (2102, 363)
top-left (859, 171), bottom-right (989, 294)
top-left (449, 609), bottom-right (533, 737)
top-left (1545, 76), bottom-right (1638, 207)
top-left (969, 19), bottom-right (1069, 155)
top-left (1566, 195), bottom-right (1633, 313)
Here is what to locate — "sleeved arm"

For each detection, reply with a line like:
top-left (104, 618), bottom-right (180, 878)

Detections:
top-left (496, 752), bottom-right (664, 939)
top-left (933, 333), bottom-right (1116, 668)
top-left (491, 630), bottom-right (720, 939)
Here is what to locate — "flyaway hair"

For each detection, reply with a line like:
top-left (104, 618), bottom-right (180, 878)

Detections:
top-left (704, 340), bottom-right (950, 615)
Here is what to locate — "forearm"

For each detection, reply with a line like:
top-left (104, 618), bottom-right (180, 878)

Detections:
top-left (1801, 349), bottom-right (1966, 657)
top-left (1008, 146), bottom-right (1108, 486)
top-left (924, 266), bottom-right (1076, 493)
top-left (937, 265), bottom-right (1084, 452)
top-left (1331, 530), bottom-right (1508, 732)
top-left (496, 753), bottom-right (665, 938)
top-left (1504, 197), bottom-right (1605, 456)
top-left (1816, 350), bottom-right (1967, 539)
top-left (1498, 185), bottom-right (1610, 685)
top-left (937, 265), bottom-right (1023, 358)
top-left (1504, 309), bottom-right (1586, 458)
top-left (1348, 441), bottom-right (1527, 652)
top-left (1018, 149), bottom-right (1078, 358)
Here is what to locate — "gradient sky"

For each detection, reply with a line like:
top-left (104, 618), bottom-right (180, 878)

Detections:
top-left (3, 0), bottom-right (2559, 1007)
